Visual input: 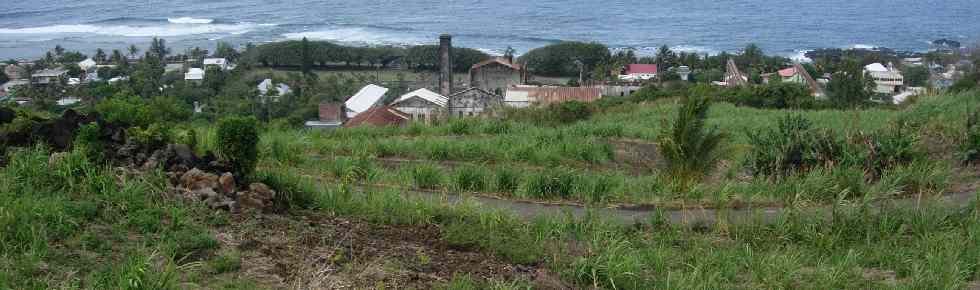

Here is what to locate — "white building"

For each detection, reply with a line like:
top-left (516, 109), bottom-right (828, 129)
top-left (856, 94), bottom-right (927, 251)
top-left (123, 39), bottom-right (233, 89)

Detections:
top-left (203, 58), bottom-right (232, 71)
top-left (184, 68), bottom-right (205, 82)
top-left (257, 79), bottom-right (292, 103)
top-left (864, 63), bottom-right (904, 94)
top-left (345, 84), bottom-right (388, 118)
top-left (78, 58), bottom-right (97, 72)
top-left (390, 88), bottom-right (448, 122)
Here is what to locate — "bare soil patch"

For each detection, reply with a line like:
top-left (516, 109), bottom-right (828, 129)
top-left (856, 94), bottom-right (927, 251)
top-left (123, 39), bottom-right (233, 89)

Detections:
top-left (212, 210), bottom-right (535, 289)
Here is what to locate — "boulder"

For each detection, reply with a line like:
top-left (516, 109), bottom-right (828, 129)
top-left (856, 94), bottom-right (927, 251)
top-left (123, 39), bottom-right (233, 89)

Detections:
top-left (179, 168), bottom-right (219, 191)
top-left (237, 183), bottom-right (277, 211)
top-left (218, 172), bottom-right (236, 195)
top-left (0, 107), bottom-right (14, 124)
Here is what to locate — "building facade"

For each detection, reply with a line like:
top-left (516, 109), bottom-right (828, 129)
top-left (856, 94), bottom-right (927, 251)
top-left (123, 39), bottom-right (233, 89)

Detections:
top-left (469, 57), bottom-right (525, 95)
top-left (448, 88), bottom-right (504, 117)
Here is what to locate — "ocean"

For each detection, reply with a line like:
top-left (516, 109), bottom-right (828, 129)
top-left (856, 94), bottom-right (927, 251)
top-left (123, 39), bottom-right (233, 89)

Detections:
top-left (1, 0), bottom-right (979, 60)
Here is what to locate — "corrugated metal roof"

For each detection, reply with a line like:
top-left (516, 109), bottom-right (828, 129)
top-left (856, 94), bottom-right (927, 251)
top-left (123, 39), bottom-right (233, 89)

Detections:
top-left (626, 64), bottom-right (658, 74)
top-left (392, 88), bottom-right (448, 108)
top-left (345, 84), bottom-right (389, 116)
top-left (506, 87), bottom-right (602, 105)
top-left (318, 102), bottom-right (344, 122)
top-left (471, 57), bottom-right (523, 71)
top-left (865, 63), bottom-right (889, 72)
top-left (344, 106), bottom-right (409, 128)
top-left (778, 67), bottom-right (797, 77)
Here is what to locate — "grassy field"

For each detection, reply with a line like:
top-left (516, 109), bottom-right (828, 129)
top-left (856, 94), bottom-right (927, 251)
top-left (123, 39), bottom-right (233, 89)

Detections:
top-left (192, 92), bottom-right (977, 208)
top-left (4, 90), bottom-right (980, 288)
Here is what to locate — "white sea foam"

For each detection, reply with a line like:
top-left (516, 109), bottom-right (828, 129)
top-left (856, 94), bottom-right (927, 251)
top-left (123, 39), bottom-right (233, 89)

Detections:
top-left (850, 44), bottom-right (877, 50)
top-left (167, 17), bottom-right (215, 24)
top-left (789, 50), bottom-right (812, 62)
top-left (0, 22), bottom-right (273, 37)
top-left (283, 27), bottom-right (425, 45)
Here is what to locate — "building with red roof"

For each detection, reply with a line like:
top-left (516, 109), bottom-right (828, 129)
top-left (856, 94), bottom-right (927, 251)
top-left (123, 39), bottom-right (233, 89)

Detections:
top-left (619, 64), bottom-right (659, 81)
top-left (343, 106), bottom-right (410, 128)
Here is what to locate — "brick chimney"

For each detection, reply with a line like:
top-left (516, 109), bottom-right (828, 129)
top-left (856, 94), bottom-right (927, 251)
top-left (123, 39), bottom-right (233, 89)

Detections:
top-left (439, 34), bottom-right (453, 97)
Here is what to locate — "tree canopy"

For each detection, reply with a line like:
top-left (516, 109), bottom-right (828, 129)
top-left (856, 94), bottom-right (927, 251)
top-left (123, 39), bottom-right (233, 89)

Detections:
top-left (518, 41), bottom-right (610, 77)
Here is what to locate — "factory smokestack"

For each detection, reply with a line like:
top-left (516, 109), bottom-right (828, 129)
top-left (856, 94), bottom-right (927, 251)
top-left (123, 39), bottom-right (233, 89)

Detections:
top-left (439, 34), bottom-right (453, 97)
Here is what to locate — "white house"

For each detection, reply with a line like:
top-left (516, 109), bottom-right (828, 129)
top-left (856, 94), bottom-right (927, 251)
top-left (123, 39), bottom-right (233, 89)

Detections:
top-left (257, 79), bottom-right (292, 103)
top-left (864, 63), bottom-right (904, 94)
top-left (78, 58), bottom-right (97, 72)
top-left (345, 84), bottom-right (389, 118)
top-left (185, 68), bottom-right (205, 82)
top-left (203, 58), bottom-right (232, 71)
top-left (390, 88), bottom-right (448, 122)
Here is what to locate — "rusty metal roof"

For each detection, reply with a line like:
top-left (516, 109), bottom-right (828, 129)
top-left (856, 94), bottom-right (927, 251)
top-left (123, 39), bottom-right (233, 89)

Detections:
top-left (507, 87), bottom-right (602, 105)
top-left (343, 106), bottom-right (410, 128)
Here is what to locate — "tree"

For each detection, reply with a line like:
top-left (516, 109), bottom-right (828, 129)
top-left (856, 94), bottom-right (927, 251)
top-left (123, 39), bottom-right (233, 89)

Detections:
top-left (148, 37), bottom-right (170, 61)
top-left (214, 41), bottom-right (240, 62)
top-left (110, 49), bottom-right (125, 65)
top-left (902, 65), bottom-right (930, 87)
top-left (827, 58), bottom-right (873, 106)
top-left (128, 44), bottom-right (140, 59)
top-left (54, 45), bottom-right (65, 57)
top-left (518, 41), bottom-right (609, 77)
top-left (0, 70), bottom-right (8, 85)
top-left (94, 48), bottom-right (107, 64)
top-left (657, 96), bottom-right (725, 186)
top-left (504, 46), bottom-right (516, 61)
top-left (301, 37), bottom-right (312, 75)
top-left (655, 45), bottom-right (676, 69)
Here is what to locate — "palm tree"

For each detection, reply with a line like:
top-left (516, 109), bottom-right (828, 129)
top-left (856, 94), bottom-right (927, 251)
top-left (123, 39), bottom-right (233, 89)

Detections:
top-left (54, 45), bottom-right (65, 56)
top-left (111, 49), bottom-right (125, 65)
top-left (656, 96), bottom-right (726, 186)
top-left (94, 48), bottom-right (107, 64)
top-left (128, 44), bottom-right (140, 59)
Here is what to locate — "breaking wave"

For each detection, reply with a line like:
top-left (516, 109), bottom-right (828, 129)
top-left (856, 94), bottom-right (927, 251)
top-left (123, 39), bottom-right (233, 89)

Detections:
top-left (0, 22), bottom-right (274, 37)
top-left (167, 17), bottom-right (215, 24)
top-left (283, 27), bottom-right (427, 45)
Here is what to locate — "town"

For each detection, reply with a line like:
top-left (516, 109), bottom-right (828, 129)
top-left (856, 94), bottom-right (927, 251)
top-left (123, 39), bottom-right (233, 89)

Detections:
top-left (2, 34), bottom-right (980, 289)
top-left (2, 36), bottom-right (976, 128)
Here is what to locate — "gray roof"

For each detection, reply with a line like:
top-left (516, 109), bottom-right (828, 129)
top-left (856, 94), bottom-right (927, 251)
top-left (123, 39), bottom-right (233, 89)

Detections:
top-left (33, 69), bottom-right (68, 77)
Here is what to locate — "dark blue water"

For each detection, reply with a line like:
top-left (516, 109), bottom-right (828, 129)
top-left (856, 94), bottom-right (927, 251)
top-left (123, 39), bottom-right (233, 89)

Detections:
top-left (1, 0), bottom-right (978, 60)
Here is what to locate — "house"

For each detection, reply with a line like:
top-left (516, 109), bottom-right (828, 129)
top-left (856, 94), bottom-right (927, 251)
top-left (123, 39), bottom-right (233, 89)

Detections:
top-left (257, 79), bottom-right (291, 103)
top-left (203, 58), bottom-right (232, 71)
top-left (469, 57), bottom-right (527, 95)
top-left (504, 87), bottom-right (602, 107)
top-left (184, 68), bottom-right (205, 82)
top-left (1, 80), bottom-right (29, 96)
top-left (764, 63), bottom-right (825, 97)
top-left (31, 69), bottom-right (68, 86)
top-left (4, 64), bottom-right (26, 80)
top-left (618, 64), bottom-right (658, 81)
top-left (345, 84), bottom-right (389, 118)
top-left (448, 87), bottom-right (504, 117)
top-left (78, 58), bottom-right (97, 72)
top-left (165, 63), bottom-right (185, 73)
top-left (343, 106), bottom-right (410, 128)
top-left (864, 63), bottom-right (903, 94)
top-left (722, 59), bottom-right (748, 87)
top-left (390, 88), bottom-right (448, 122)
top-left (304, 102), bottom-right (345, 129)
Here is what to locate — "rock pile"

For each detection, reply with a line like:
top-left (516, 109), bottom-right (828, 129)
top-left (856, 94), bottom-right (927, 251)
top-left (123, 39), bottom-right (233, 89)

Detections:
top-left (174, 168), bottom-right (277, 213)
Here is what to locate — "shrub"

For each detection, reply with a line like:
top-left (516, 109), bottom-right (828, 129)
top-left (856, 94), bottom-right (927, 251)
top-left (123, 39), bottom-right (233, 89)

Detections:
top-left (412, 163), bottom-right (443, 190)
top-left (73, 122), bottom-right (103, 162)
top-left (453, 165), bottom-right (488, 192)
top-left (959, 108), bottom-right (980, 164)
top-left (745, 115), bottom-right (847, 179)
top-left (522, 169), bottom-right (578, 199)
top-left (656, 96), bottom-right (726, 184)
top-left (494, 166), bottom-right (521, 193)
top-left (94, 96), bottom-right (154, 127)
top-left (857, 124), bottom-right (922, 178)
top-left (551, 100), bottom-right (593, 123)
top-left (216, 116), bottom-right (260, 178)
top-left (127, 123), bottom-right (173, 151)
top-left (255, 168), bottom-right (317, 210)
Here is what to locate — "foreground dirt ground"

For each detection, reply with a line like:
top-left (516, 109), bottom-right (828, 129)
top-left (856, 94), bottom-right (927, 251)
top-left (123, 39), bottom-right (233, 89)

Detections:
top-left (206, 210), bottom-right (559, 289)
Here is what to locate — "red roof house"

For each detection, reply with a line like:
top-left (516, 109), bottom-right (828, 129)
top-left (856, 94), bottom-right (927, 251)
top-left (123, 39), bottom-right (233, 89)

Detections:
top-left (625, 64), bottom-right (659, 75)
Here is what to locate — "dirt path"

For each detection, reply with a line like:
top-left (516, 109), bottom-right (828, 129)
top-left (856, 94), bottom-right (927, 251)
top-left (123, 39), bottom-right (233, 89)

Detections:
top-left (343, 184), bottom-right (977, 226)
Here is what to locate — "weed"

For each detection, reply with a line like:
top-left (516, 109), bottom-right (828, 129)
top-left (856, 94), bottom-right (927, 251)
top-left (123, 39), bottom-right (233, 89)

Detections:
top-left (412, 163), bottom-right (444, 190)
top-left (494, 166), bottom-right (521, 194)
top-left (453, 165), bottom-right (488, 192)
